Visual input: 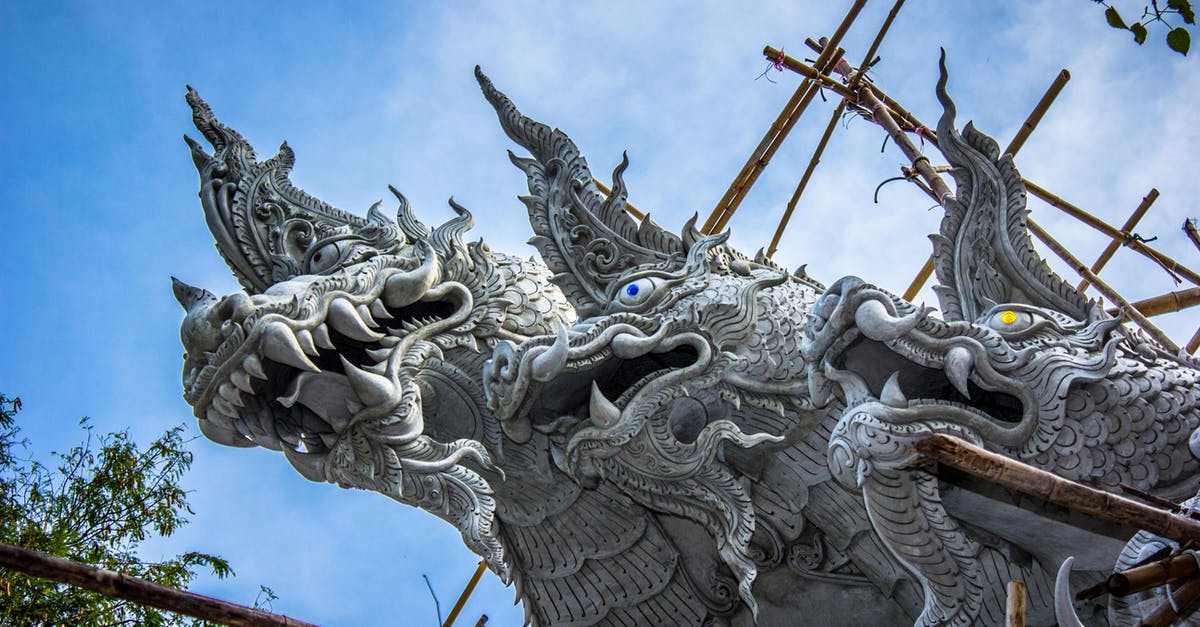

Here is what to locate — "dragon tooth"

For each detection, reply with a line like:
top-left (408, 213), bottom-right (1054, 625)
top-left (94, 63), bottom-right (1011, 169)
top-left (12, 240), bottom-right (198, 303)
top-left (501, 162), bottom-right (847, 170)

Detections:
top-left (880, 372), bottom-right (908, 408)
top-left (366, 347), bottom-right (392, 362)
top-left (243, 354), bottom-right (268, 379)
top-left (589, 381), bottom-right (621, 427)
top-left (219, 382), bottom-right (245, 407)
top-left (230, 369), bottom-right (254, 394)
top-left (369, 299), bottom-right (394, 320)
top-left (944, 346), bottom-right (974, 399)
top-left (205, 406), bottom-right (235, 430)
top-left (262, 321), bottom-right (321, 372)
top-left (356, 303), bottom-right (380, 328)
top-left (339, 356), bottom-right (398, 407)
top-left (212, 395), bottom-right (239, 417)
top-left (283, 446), bottom-right (327, 482)
top-left (295, 329), bottom-right (320, 356)
top-left (531, 322), bottom-right (569, 382)
top-left (199, 414), bottom-right (255, 448)
top-left (328, 298), bottom-right (384, 342)
top-left (312, 324), bottom-right (335, 350)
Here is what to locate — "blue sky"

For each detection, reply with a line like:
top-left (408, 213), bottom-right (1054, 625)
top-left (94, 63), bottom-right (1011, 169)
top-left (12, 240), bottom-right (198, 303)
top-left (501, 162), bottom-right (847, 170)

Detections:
top-left (1, 2), bottom-right (1196, 625)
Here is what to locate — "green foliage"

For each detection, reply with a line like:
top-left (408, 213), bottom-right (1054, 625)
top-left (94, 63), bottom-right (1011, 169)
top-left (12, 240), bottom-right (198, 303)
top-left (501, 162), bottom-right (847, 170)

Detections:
top-left (0, 393), bottom-right (238, 626)
top-left (1096, 0), bottom-right (1194, 55)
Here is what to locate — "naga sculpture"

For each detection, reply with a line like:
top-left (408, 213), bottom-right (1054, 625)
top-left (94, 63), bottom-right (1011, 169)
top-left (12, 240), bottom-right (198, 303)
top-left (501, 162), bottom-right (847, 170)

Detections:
top-left (174, 56), bottom-right (1200, 626)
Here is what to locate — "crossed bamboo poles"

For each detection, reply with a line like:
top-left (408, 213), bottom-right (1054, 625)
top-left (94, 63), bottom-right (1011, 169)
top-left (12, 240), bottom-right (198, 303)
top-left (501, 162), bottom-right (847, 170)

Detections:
top-left (598, 0), bottom-right (1200, 354)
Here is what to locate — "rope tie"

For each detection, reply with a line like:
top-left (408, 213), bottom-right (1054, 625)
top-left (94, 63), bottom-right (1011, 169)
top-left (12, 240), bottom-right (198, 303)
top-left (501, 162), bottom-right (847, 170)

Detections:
top-left (913, 125), bottom-right (931, 148)
top-left (1124, 232), bottom-right (1158, 246)
top-left (772, 48), bottom-right (786, 72)
top-left (1125, 231), bottom-right (1183, 284)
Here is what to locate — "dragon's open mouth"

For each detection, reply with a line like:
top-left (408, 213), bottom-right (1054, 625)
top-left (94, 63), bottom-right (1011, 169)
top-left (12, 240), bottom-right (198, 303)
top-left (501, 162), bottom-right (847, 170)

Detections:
top-left (834, 336), bottom-right (1024, 424)
top-left (181, 255), bottom-right (466, 457)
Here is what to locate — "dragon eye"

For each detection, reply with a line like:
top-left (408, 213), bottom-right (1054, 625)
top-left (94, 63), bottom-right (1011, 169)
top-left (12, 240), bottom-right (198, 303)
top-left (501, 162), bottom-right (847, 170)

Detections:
top-left (307, 241), bottom-right (345, 274)
top-left (986, 308), bottom-right (1036, 333)
top-left (615, 277), bottom-right (660, 308)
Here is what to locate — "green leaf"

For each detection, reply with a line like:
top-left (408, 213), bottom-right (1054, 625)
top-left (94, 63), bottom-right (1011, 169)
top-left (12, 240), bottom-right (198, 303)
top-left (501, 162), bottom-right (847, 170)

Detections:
top-left (1169, 0), bottom-right (1196, 24)
top-left (1106, 5), bottom-right (1128, 28)
top-left (1131, 22), bottom-right (1148, 44)
top-left (1168, 27), bottom-right (1191, 54)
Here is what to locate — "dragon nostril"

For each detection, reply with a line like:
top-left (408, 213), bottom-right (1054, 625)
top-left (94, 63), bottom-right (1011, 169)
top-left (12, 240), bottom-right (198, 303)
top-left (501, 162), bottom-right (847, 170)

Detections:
top-left (216, 292), bottom-right (254, 322)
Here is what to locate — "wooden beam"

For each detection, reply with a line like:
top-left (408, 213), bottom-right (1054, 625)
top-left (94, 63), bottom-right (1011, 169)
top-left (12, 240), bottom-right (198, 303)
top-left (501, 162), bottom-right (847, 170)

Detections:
top-left (1078, 189), bottom-right (1159, 292)
top-left (912, 435), bottom-right (1200, 544)
top-left (0, 541), bottom-right (317, 627)
top-left (1006, 580), bottom-right (1026, 627)
top-left (1004, 69), bottom-right (1071, 157)
top-left (1027, 219), bottom-right (1180, 352)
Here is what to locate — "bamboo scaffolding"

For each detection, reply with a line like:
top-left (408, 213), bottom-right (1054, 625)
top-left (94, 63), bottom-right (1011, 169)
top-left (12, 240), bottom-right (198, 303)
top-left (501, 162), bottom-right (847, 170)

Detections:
top-left (0, 541), bottom-right (317, 627)
top-left (902, 256), bottom-right (935, 301)
top-left (1006, 580), bottom-right (1027, 627)
top-left (442, 560), bottom-right (488, 627)
top-left (1078, 189), bottom-right (1159, 292)
top-left (766, 100), bottom-right (847, 259)
top-left (1023, 179), bottom-right (1200, 289)
top-left (912, 435), bottom-right (1200, 544)
top-left (1106, 287), bottom-right (1200, 318)
top-left (1185, 219), bottom-right (1200, 254)
top-left (703, 0), bottom-right (866, 235)
top-left (1140, 577), bottom-right (1200, 626)
top-left (1106, 552), bottom-right (1200, 597)
top-left (1027, 219), bottom-right (1180, 352)
top-left (1004, 69), bottom-right (1071, 157)
top-left (765, 0), bottom-right (906, 260)
top-left (1188, 327), bottom-right (1200, 355)
top-left (592, 179), bottom-right (645, 220)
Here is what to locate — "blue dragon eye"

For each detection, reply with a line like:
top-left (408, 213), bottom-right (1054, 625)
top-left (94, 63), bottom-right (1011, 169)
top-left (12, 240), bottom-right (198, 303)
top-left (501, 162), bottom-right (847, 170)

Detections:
top-left (625, 284), bottom-right (640, 297)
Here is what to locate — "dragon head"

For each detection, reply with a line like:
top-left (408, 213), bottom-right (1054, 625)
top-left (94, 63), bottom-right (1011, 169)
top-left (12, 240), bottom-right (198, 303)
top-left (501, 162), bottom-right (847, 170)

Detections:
top-left (800, 55), bottom-right (1200, 626)
top-left (174, 87), bottom-right (577, 577)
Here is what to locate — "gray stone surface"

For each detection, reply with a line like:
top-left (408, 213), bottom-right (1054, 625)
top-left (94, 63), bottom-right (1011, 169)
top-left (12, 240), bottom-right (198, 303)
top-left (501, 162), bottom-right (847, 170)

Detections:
top-left (175, 62), bottom-right (1200, 626)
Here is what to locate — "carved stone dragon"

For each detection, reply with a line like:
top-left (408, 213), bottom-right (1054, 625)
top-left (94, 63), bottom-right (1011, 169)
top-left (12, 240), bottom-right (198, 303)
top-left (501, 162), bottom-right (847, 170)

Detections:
top-left (174, 58), bottom-right (1200, 625)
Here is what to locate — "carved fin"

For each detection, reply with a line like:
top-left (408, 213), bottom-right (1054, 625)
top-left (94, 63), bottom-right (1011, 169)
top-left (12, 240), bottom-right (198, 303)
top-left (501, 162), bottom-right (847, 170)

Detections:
top-left (184, 87), bottom-right (403, 292)
top-left (475, 66), bottom-right (687, 317)
top-left (930, 52), bottom-right (1091, 321)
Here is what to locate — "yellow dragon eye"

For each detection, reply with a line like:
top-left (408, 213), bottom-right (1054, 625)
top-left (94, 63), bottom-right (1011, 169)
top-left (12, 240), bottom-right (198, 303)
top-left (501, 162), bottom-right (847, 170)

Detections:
top-left (1000, 310), bottom-right (1018, 325)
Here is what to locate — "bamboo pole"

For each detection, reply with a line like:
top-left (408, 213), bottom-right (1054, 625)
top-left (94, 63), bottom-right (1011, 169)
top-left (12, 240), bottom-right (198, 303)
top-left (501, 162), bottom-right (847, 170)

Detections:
top-left (1188, 327), bottom-right (1200, 355)
top-left (0, 541), bottom-right (317, 627)
top-left (1027, 219), bottom-right (1180, 352)
top-left (442, 560), bottom-right (488, 627)
top-left (1006, 580), bottom-right (1027, 627)
top-left (1004, 69), bottom-right (1071, 157)
top-left (1138, 577), bottom-right (1200, 627)
top-left (1185, 219), bottom-right (1200, 254)
top-left (847, 0), bottom-right (907, 91)
top-left (902, 255), bottom-right (936, 301)
top-left (1024, 179), bottom-right (1200, 289)
top-left (1105, 288), bottom-right (1200, 318)
top-left (1078, 189), bottom-right (1159, 292)
top-left (592, 179), bottom-right (645, 220)
top-left (704, 0), bottom-right (865, 235)
top-left (1107, 553), bottom-right (1200, 597)
top-left (912, 435), bottom-right (1200, 544)
top-left (766, 99), bottom-right (848, 258)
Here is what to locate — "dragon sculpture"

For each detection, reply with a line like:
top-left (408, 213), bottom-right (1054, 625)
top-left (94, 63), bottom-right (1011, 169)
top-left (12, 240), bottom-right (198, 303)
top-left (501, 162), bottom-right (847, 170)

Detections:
top-left (174, 56), bottom-right (1200, 626)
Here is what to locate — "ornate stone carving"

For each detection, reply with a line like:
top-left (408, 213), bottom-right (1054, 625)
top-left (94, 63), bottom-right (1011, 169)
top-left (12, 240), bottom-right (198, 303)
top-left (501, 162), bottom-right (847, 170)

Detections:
top-left (175, 60), bottom-right (1200, 626)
